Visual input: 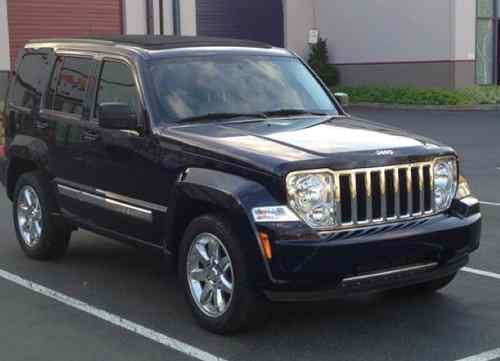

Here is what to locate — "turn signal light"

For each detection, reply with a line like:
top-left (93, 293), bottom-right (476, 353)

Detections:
top-left (259, 232), bottom-right (272, 260)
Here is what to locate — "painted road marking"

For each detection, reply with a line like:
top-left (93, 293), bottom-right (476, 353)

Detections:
top-left (462, 267), bottom-right (500, 280)
top-left (0, 263), bottom-right (499, 361)
top-left (0, 268), bottom-right (227, 361)
top-left (454, 347), bottom-right (500, 361)
top-left (480, 201), bottom-right (500, 207)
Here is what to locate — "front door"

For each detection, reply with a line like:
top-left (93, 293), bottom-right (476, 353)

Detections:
top-left (80, 58), bottom-right (167, 244)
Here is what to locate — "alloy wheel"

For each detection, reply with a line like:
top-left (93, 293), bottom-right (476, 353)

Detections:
top-left (187, 232), bottom-right (234, 318)
top-left (16, 185), bottom-right (43, 247)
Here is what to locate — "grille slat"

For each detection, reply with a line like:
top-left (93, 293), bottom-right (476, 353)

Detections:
top-left (380, 170), bottom-right (387, 221)
top-left (335, 162), bottom-right (435, 228)
top-left (419, 166), bottom-right (425, 214)
top-left (407, 167), bottom-right (413, 216)
top-left (365, 171), bottom-right (373, 222)
top-left (394, 168), bottom-right (400, 217)
top-left (334, 173), bottom-right (342, 224)
top-left (350, 173), bottom-right (358, 224)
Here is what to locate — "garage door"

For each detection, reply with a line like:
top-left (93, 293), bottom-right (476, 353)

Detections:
top-left (8, 0), bottom-right (123, 67)
top-left (196, 0), bottom-right (284, 47)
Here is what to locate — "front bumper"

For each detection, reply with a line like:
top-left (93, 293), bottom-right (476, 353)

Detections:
top-left (264, 255), bottom-right (468, 302)
top-left (257, 197), bottom-right (481, 301)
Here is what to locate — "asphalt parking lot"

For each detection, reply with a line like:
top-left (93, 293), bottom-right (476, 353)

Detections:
top-left (0, 108), bottom-right (499, 361)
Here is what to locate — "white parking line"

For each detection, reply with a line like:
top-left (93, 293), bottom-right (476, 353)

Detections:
top-left (481, 201), bottom-right (500, 207)
top-left (454, 347), bottom-right (500, 361)
top-left (462, 267), bottom-right (500, 280)
top-left (0, 268), bottom-right (228, 361)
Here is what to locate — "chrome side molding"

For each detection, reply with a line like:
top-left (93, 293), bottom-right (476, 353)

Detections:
top-left (57, 184), bottom-right (153, 222)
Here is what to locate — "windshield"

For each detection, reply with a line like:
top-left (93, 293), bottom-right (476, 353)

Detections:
top-left (149, 55), bottom-right (339, 122)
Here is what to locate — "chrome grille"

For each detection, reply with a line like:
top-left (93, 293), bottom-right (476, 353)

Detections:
top-left (334, 162), bottom-right (434, 228)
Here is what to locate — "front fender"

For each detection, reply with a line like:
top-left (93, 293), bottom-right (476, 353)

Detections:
top-left (164, 168), bottom-right (282, 286)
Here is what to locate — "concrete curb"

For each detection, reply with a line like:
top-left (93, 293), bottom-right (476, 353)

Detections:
top-left (350, 102), bottom-right (500, 111)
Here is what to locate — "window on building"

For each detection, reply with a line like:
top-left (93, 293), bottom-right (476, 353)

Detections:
top-left (48, 56), bottom-right (93, 116)
top-left (10, 53), bottom-right (50, 109)
top-left (95, 60), bottom-right (140, 117)
top-left (476, 0), bottom-right (498, 84)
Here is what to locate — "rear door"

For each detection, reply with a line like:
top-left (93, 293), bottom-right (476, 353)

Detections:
top-left (39, 53), bottom-right (97, 219)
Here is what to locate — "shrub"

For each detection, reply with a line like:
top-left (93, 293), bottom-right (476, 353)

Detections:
top-left (332, 85), bottom-right (500, 106)
top-left (308, 37), bottom-right (339, 86)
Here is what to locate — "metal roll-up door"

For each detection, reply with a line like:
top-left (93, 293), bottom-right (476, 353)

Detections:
top-left (196, 0), bottom-right (284, 47)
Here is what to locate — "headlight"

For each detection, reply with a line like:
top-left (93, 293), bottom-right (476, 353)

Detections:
top-left (433, 157), bottom-right (457, 211)
top-left (286, 170), bottom-right (336, 228)
top-left (455, 175), bottom-right (471, 199)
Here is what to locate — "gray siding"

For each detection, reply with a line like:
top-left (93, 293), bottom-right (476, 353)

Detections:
top-left (336, 61), bottom-right (475, 89)
top-left (284, 0), bottom-right (476, 88)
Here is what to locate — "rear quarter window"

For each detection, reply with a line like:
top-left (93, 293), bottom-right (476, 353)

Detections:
top-left (10, 53), bottom-right (50, 109)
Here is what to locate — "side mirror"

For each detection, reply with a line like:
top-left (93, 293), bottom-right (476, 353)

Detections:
top-left (98, 102), bottom-right (137, 130)
top-left (334, 92), bottom-right (350, 108)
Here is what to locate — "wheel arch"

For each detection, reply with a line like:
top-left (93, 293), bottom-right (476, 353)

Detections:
top-left (163, 168), bottom-right (280, 285)
top-left (6, 136), bottom-right (51, 200)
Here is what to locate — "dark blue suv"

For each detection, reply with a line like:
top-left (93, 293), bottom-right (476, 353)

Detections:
top-left (0, 36), bottom-right (481, 333)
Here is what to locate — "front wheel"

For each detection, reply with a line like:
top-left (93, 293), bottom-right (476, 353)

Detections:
top-left (179, 213), bottom-right (267, 334)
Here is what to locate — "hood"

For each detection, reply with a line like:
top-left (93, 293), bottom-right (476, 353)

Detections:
top-left (162, 116), bottom-right (454, 175)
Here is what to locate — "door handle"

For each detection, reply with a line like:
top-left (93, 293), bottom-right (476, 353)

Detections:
top-left (82, 130), bottom-right (101, 142)
top-left (35, 119), bottom-right (49, 129)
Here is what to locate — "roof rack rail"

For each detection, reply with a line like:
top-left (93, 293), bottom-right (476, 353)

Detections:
top-left (27, 38), bottom-right (116, 46)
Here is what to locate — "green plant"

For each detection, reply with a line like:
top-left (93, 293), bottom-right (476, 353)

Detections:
top-left (308, 37), bottom-right (339, 86)
top-left (332, 85), bottom-right (500, 106)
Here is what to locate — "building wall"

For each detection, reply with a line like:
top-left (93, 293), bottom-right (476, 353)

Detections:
top-left (0, 0), bottom-right (10, 99)
top-left (0, 0), bottom-right (9, 72)
top-left (180, 0), bottom-right (197, 36)
top-left (162, 0), bottom-right (175, 35)
top-left (283, 0), bottom-right (315, 59)
top-left (123, 0), bottom-right (147, 34)
top-left (315, 0), bottom-right (453, 64)
top-left (452, 0), bottom-right (476, 87)
top-left (7, 0), bottom-right (123, 67)
top-left (284, 0), bottom-right (476, 88)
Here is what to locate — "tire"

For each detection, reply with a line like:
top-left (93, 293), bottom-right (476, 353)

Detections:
top-left (179, 213), bottom-right (268, 334)
top-left (392, 272), bottom-right (457, 295)
top-left (13, 171), bottom-right (72, 260)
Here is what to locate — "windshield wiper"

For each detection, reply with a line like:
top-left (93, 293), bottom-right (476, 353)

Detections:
top-left (177, 112), bottom-right (267, 123)
top-left (263, 109), bottom-right (329, 118)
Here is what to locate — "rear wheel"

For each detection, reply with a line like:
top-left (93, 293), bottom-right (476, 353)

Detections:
top-left (392, 273), bottom-right (457, 295)
top-left (179, 213), bottom-right (267, 334)
top-left (13, 171), bottom-right (71, 260)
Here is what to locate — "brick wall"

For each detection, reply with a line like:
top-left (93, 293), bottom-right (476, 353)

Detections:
top-left (7, 0), bottom-right (123, 67)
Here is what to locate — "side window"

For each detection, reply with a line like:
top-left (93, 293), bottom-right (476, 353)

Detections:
top-left (95, 60), bottom-right (140, 117)
top-left (10, 53), bottom-right (50, 109)
top-left (45, 56), bottom-right (64, 110)
top-left (49, 56), bottom-right (92, 116)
